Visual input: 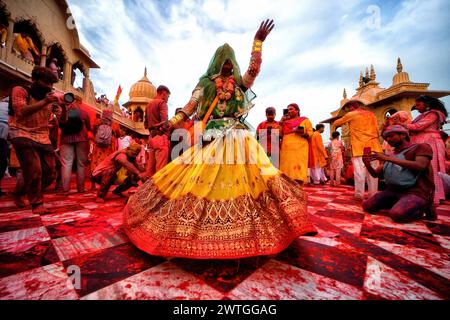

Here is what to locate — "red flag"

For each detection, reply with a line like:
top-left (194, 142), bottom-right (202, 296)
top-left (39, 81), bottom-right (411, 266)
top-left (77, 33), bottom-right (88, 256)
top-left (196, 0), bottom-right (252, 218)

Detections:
top-left (114, 85), bottom-right (122, 105)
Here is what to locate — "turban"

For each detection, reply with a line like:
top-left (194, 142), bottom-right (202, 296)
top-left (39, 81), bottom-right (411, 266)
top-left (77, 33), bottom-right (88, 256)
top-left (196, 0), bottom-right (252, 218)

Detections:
top-left (382, 125), bottom-right (409, 139)
top-left (102, 109), bottom-right (113, 120)
top-left (390, 111), bottom-right (411, 126)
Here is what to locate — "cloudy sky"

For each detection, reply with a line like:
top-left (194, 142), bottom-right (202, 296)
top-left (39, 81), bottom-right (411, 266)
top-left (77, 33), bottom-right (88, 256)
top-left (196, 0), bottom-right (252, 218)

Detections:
top-left (68, 0), bottom-right (450, 139)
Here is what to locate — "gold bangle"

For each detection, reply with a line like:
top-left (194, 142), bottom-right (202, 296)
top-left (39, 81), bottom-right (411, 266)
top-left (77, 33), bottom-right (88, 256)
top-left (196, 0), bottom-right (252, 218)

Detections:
top-left (169, 113), bottom-right (183, 125)
top-left (253, 40), bottom-right (262, 46)
top-left (252, 46), bottom-right (262, 52)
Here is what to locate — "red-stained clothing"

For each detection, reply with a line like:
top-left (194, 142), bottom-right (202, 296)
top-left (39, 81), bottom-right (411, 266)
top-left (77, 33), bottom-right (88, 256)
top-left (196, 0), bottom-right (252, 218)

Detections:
top-left (145, 98), bottom-right (170, 175)
top-left (408, 110), bottom-right (446, 203)
top-left (8, 86), bottom-right (51, 144)
top-left (256, 120), bottom-right (281, 155)
top-left (146, 99), bottom-right (168, 129)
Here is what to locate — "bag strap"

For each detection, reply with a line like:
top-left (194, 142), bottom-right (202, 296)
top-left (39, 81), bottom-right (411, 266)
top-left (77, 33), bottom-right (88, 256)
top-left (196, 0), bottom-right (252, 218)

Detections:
top-left (396, 144), bottom-right (418, 156)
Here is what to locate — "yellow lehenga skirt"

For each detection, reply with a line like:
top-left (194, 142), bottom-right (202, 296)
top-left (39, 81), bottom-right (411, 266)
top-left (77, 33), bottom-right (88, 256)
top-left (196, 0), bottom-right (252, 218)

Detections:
top-left (123, 129), bottom-right (316, 259)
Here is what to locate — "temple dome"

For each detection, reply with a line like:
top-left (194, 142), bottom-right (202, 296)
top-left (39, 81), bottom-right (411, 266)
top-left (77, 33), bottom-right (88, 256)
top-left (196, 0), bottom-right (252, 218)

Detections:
top-left (128, 68), bottom-right (156, 102)
top-left (392, 57), bottom-right (411, 86)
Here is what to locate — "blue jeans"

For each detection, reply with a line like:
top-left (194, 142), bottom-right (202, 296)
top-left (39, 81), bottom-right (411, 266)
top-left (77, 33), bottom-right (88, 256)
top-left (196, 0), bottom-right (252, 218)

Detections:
top-left (60, 141), bottom-right (89, 192)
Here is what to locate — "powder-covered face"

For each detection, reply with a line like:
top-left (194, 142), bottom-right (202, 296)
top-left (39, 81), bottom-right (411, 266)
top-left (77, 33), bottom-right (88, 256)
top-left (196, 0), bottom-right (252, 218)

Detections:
top-left (288, 105), bottom-right (299, 118)
top-left (384, 132), bottom-right (406, 147)
top-left (415, 101), bottom-right (427, 113)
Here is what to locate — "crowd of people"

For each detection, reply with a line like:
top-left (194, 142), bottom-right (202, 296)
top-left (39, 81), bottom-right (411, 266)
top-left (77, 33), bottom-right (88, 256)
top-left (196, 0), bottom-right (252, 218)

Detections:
top-left (0, 19), bottom-right (448, 261)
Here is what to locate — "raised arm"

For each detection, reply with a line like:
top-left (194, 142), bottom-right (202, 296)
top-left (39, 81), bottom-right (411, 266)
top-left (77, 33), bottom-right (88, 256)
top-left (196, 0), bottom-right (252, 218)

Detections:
top-left (242, 19), bottom-right (274, 89)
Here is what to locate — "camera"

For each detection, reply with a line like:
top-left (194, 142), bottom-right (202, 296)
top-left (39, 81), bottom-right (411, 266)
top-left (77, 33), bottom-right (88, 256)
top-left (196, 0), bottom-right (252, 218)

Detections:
top-left (52, 91), bottom-right (75, 104)
top-left (283, 108), bottom-right (289, 116)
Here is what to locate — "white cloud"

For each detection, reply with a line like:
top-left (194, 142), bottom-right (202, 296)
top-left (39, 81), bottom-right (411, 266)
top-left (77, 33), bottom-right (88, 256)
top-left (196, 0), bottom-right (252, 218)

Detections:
top-left (68, 0), bottom-right (450, 141)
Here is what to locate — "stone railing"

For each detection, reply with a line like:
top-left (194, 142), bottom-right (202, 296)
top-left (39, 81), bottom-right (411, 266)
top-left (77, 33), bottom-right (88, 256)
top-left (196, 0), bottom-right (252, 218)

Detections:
top-left (3, 51), bottom-right (35, 76)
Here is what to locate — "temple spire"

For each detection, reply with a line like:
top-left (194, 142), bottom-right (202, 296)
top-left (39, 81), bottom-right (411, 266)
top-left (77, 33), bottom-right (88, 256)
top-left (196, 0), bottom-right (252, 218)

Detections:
top-left (343, 88), bottom-right (347, 99)
top-left (365, 67), bottom-right (369, 80)
top-left (397, 57), bottom-right (403, 73)
top-left (359, 71), bottom-right (363, 87)
top-left (370, 64), bottom-right (376, 81)
top-left (144, 67), bottom-right (147, 77)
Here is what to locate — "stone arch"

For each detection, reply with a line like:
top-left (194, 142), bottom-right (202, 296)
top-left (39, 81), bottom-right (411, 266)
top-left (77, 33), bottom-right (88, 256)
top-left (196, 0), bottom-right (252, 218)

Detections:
top-left (0, 1), bottom-right (11, 28)
top-left (71, 60), bottom-right (87, 87)
top-left (46, 42), bottom-right (67, 79)
top-left (12, 18), bottom-right (44, 64)
top-left (133, 106), bottom-right (144, 122)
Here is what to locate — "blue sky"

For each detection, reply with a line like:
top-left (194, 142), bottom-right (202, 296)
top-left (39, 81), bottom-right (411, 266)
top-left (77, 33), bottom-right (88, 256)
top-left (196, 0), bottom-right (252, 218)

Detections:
top-left (68, 0), bottom-right (450, 138)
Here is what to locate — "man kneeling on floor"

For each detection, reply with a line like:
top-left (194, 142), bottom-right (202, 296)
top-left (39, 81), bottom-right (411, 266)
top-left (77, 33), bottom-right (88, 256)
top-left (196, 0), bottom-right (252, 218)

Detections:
top-left (362, 125), bottom-right (436, 222)
top-left (92, 142), bottom-right (148, 202)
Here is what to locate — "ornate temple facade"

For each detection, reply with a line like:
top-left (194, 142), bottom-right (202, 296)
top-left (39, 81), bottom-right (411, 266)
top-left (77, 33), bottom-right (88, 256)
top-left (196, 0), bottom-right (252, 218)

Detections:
top-left (119, 67), bottom-right (156, 135)
top-left (0, 0), bottom-right (148, 136)
top-left (322, 58), bottom-right (450, 145)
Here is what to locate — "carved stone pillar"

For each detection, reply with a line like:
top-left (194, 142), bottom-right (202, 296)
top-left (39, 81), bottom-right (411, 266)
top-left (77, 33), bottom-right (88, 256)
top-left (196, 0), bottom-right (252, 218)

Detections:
top-left (64, 62), bottom-right (72, 90)
top-left (4, 19), bottom-right (14, 60)
top-left (39, 45), bottom-right (47, 67)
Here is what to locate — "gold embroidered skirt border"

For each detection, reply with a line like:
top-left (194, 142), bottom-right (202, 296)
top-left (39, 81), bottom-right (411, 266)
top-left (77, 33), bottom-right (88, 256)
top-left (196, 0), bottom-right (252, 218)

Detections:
top-left (123, 174), bottom-right (317, 259)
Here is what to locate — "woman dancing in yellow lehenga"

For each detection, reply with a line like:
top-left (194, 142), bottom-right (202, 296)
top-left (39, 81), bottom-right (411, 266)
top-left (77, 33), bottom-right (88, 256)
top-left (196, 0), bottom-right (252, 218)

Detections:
top-left (123, 20), bottom-right (316, 259)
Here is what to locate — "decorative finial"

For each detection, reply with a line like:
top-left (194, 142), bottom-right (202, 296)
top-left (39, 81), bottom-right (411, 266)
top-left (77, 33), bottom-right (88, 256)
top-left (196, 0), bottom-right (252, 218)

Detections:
top-left (370, 64), bottom-right (376, 81)
top-left (397, 57), bottom-right (403, 73)
top-left (359, 71), bottom-right (363, 87)
top-left (365, 67), bottom-right (369, 79)
top-left (343, 88), bottom-right (347, 99)
top-left (144, 67), bottom-right (147, 77)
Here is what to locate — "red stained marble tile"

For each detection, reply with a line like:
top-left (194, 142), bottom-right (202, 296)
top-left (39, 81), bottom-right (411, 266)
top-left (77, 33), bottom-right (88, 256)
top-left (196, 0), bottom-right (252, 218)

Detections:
top-left (312, 216), bottom-right (450, 299)
top-left (51, 227), bottom-right (128, 261)
top-left (62, 243), bottom-right (166, 298)
top-left (171, 256), bottom-right (270, 294)
top-left (425, 222), bottom-right (450, 237)
top-left (46, 218), bottom-right (113, 239)
top-left (0, 262), bottom-right (78, 300)
top-left (363, 257), bottom-right (443, 300)
top-left (360, 222), bottom-right (442, 252)
top-left (41, 204), bottom-right (86, 215)
top-left (276, 238), bottom-right (368, 288)
top-left (81, 262), bottom-right (224, 300)
top-left (0, 240), bottom-right (59, 278)
top-left (0, 216), bottom-right (43, 233)
top-left (227, 260), bottom-right (364, 300)
top-left (0, 204), bottom-right (31, 214)
top-left (314, 209), bottom-right (365, 222)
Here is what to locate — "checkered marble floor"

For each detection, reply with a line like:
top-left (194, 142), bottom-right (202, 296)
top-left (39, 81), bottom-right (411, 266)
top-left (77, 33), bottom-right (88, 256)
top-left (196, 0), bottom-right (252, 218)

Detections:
top-left (0, 177), bottom-right (449, 300)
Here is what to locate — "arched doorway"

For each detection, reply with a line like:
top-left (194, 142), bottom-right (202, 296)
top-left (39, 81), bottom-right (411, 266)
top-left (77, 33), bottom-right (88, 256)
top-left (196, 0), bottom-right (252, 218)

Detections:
top-left (71, 61), bottom-right (86, 89)
top-left (46, 43), bottom-right (66, 80)
top-left (12, 19), bottom-right (43, 65)
top-left (0, 2), bottom-right (11, 48)
top-left (133, 106), bottom-right (144, 122)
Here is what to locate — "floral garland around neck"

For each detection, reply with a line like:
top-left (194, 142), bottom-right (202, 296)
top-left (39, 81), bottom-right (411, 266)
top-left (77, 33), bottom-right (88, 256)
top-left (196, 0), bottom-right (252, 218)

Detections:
top-left (215, 76), bottom-right (235, 101)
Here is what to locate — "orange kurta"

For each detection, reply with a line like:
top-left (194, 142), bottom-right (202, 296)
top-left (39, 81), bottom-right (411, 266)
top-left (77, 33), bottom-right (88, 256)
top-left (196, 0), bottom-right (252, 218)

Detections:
top-left (310, 131), bottom-right (328, 168)
top-left (334, 109), bottom-right (382, 157)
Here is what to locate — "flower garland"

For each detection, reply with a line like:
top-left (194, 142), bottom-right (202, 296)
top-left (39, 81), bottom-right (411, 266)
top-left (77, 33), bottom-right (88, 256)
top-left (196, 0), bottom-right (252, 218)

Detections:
top-left (215, 76), bottom-right (235, 101)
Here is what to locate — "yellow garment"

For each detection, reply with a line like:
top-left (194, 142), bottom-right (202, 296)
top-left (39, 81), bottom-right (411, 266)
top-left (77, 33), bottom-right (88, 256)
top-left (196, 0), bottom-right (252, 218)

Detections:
top-left (123, 128), bottom-right (316, 259)
top-left (13, 34), bottom-right (39, 57)
top-left (0, 27), bottom-right (7, 44)
top-left (280, 118), bottom-right (313, 181)
top-left (152, 130), bottom-right (278, 201)
top-left (311, 131), bottom-right (328, 168)
top-left (334, 109), bottom-right (382, 157)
